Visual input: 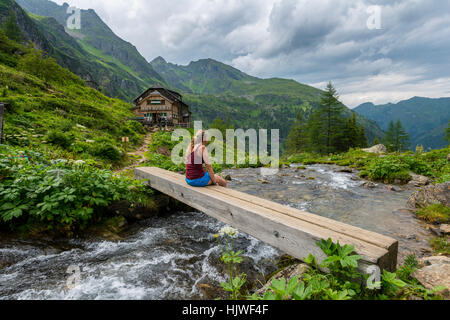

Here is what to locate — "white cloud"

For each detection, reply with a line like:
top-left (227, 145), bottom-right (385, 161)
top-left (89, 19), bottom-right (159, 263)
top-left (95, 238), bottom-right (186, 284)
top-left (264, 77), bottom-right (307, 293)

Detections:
top-left (52, 0), bottom-right (450, 107)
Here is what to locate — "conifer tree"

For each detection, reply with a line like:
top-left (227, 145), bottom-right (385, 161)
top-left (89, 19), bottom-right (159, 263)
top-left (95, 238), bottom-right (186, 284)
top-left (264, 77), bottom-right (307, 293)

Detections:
top-left (286, 111), bottom-right (307, 154)
top-left (373, 136), bottom-right (380, 145)
top-left (304, 109), bottom-right (325, 153)
top-left (344, 112), bottom-right (360, 149)
top-left (316, 82), bottom-right (345, 154)
top-left (358, 123), bottom-right (368, 148)
top-left (383, 120), bottom-right (410, 152)
top-left (394, 120), bottom-right (410, 151)
top-left (383, 121), bottom-right (396, 151)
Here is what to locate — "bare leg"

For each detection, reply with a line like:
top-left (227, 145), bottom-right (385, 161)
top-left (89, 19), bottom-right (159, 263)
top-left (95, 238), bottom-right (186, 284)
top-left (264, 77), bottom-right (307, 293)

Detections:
top-left (214, 174), bottom-right (227, 187)
top-left (206, 174), bottom-right (227, 187)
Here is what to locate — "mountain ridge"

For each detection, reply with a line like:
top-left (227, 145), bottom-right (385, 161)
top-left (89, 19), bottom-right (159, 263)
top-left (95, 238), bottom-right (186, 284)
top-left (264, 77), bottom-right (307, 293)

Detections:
top-left (354, 96), bottom-right (450, 149)
top-left (15, 0), bottom-right (165, 99)
top-left (150, 55), bottom-right (384, 143)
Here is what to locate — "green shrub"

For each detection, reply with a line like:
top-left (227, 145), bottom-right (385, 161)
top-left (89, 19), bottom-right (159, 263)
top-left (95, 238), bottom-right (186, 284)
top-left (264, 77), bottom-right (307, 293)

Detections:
top-left (366, 156), bottom-right (411, 183)
top-left (46, 130), bottom-right (74, 148)
top-left (0, 146), bottom-right (151, 232)
top-left (400, 155), bottom-right (433, 177)
top-left (18, 49), bottom-right (82, 85)
top-left (92, 142), bottom-right (122, 161)
top-left (124, 120), bottom-right (145, 135)
top-left (149, 130), bottom-right (182, 153)
top-left (430, 237), bottom-right (449, 255)
top-left (145, 152), bottom-right (185, 172)
top-left (244, 239), bottom-right (445, 300)
top-left (70, 141), bottom-right (92, 154)
top-left (416, 204), bottom-right (450, 223)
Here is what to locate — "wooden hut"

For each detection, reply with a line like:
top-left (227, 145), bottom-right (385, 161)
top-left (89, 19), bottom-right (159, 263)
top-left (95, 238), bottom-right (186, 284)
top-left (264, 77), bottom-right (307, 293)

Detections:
top-left (132, 85), bottom-right (191, 128)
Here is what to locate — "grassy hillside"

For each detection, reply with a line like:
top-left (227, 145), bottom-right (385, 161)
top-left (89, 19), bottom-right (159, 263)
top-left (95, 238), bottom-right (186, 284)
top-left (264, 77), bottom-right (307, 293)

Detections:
top-left (354, 97), bottom-right (450, 150)
top-left (0, 29), bottom-right (144, 166)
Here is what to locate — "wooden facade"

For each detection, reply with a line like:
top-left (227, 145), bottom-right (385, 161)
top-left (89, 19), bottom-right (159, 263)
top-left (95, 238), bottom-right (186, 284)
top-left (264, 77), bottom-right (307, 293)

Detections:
top-left (132, 85), bottom-right (191, 127)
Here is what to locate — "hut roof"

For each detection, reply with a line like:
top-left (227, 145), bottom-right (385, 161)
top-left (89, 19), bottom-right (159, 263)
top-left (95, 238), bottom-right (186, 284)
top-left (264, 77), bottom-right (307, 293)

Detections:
top-left (133, 85), bottom-right (184, 104)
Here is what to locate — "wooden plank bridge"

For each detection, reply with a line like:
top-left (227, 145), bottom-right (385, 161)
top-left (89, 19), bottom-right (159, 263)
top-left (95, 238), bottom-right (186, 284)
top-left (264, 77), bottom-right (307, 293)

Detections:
top-left (135, 167), bottom-right (398, 273)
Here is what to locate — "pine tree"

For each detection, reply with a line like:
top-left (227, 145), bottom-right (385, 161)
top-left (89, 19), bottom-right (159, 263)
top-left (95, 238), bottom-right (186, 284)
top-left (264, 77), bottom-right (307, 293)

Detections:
top-left (344, 112), bottom-right (360, 149)
top-left (373, 136), bottom-right (380, 146)
top-left (341, 112), bottom-right (368, 150)
top-left (286, 111), bottom-right (307, 154)
top-left (316, 82), bottom-right (345, 154)
top-left (394, 120), bottom-right (410, 152)
top-left (305, 109), bottom-right (325, 153)
top-left (383, 121), bottom-right (396, 152)
top-left (358, 124), bottom-right (368, 148)
top-left (383, 120), bottom-right (410, 152)
top-left (4, 12), bottom-right (21, 42)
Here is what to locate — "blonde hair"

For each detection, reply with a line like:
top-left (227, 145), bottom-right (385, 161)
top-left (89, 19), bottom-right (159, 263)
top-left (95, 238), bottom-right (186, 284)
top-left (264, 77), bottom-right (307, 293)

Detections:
top-left (190, 130), bottom-right (207, 151)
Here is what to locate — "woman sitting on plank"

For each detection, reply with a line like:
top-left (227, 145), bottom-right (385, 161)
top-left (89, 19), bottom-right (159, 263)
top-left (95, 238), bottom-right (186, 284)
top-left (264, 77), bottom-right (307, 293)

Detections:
top-left (185, 130), bottom-right (227, 188)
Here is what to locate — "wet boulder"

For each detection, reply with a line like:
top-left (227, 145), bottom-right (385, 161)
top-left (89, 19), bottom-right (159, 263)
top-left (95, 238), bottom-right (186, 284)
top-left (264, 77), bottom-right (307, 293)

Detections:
top-left (218, 173), bottom-right (232, 181)
top-left (362, 144), bottom-right (387, 155)
top-left (408, 173), bottom-right (432, 187)
top-left (440, 224), bottom-right (450, 235)
top-left (413, 256), bottom-right (450, 298)
top-left (407, 183), bottom-right (450, 208)
top-left (386, 185), bottom-right (401, 192)
top-left (361, 181), bottom-right (377, 189)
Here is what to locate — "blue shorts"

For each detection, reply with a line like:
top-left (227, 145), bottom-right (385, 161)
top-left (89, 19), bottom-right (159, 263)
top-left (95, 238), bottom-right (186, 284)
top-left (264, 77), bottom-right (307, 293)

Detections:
top-left (186, 172), bottom-right (211, 187)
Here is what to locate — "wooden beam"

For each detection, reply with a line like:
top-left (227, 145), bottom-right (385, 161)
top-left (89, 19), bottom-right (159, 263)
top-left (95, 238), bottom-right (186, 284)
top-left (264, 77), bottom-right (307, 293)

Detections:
top-left (135, 167), bottom-right (398, 273)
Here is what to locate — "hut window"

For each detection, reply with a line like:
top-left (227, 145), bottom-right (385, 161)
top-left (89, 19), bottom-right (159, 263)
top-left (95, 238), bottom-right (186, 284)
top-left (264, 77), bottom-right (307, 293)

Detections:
top-left (148, 99), bottom-right (165, 105)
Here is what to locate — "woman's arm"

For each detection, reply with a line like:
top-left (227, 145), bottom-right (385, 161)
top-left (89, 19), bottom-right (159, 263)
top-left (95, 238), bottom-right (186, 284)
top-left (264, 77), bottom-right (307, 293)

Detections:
top-left (202, 146), bottom-right (217, 184)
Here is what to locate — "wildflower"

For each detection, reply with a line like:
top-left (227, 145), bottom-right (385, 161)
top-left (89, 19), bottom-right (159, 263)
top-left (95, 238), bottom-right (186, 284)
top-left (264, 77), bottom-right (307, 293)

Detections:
top-left (74, 160), bottom-right (86, 166)
top-left (212, 234), bottom-right (220, 239)
top-left (219, 226), bottom-right (238, 237)
top-left (51, 159), bottom-right (67, 165)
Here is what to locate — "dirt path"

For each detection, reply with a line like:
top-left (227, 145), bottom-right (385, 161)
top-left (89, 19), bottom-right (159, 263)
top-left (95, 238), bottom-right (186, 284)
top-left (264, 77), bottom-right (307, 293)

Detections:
top-left (116, 132), bottom-right (153, 175)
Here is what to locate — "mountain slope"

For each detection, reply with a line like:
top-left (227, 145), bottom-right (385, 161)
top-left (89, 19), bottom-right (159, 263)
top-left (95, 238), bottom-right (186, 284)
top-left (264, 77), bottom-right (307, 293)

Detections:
top-left (0, 0), bottom-right (50, 50)
top-left (14, 0), bottom-right (165, 99)
top-left (151, 56), bottom-right (384, 143)
top-left (354, 97), bottom-right (450, 149)
top-left (0, 27), bottom-right (145, 164)
top-left (151, 56), bottom-right (321, 98)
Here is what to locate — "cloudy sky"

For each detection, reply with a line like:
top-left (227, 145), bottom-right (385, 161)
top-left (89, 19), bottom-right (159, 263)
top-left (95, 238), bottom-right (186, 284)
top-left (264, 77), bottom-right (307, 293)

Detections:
top-left (53, 0), bottom-right (450, 107)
